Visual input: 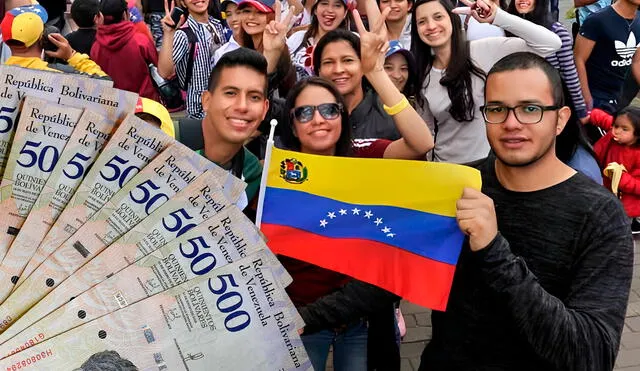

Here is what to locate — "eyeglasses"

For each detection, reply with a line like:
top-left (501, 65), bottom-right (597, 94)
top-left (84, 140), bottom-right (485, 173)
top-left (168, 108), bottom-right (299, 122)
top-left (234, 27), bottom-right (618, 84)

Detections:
top-left (292, 103), bottom-right (343, 123)
top-left (480, 104), bottom-right (560, 124)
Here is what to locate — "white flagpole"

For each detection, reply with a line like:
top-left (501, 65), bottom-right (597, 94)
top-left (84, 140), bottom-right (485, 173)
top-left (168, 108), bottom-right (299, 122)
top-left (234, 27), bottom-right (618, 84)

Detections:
top-left (255, 119), bottom-right (278, 228)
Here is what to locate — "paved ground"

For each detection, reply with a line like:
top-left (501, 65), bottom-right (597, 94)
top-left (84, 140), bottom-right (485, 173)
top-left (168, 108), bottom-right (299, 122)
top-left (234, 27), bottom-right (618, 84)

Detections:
top-left (398, 238), bottom-right (640, 371)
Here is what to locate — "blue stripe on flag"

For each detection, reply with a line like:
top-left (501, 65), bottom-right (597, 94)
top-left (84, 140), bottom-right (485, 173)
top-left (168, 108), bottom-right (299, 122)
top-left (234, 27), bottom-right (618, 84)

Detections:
top-left (263, 187), bottom-right (464, 265)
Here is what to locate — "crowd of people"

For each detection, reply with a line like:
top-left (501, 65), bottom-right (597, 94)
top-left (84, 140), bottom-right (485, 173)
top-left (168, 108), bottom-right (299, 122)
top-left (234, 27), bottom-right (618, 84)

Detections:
top-left (0, 0), bottom-right (637, 369)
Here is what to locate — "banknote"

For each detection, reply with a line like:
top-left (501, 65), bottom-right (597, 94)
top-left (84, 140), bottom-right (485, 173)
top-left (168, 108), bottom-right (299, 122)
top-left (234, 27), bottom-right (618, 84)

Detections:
top-left (0, 109), bottom-right (115, 304)
top-left (0, 141), bottom-right (214, 332)
top-left (16, 116), bottom-right (171, 287)
top-left (0, 214), bottom-right (297, 357)
top-left (0, 65), bottom-right (135, 177)
top-left (0, 171), bottom-right (243, 342)
top-left (0, 253), bottom-right (311, 370)
top-left (0, 97), bottom-right (83, 263)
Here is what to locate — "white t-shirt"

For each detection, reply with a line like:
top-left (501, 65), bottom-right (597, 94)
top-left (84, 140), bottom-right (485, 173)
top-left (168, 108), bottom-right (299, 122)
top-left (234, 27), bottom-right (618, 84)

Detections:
top-left (398, 15), bottom-right (412, 49)
top-left (461, 15), bottom-right (505, 41)
top-left (213, 38), bottom-right (241, 66)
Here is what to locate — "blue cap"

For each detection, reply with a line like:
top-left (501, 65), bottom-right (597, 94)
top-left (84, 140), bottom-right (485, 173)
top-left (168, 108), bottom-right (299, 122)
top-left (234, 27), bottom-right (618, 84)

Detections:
top-left (386, 40), bottom-right (412, 60)
top-left (9, 4), bottom-right (48, 23)
top-left (221, 0), bottom-right (240, 11)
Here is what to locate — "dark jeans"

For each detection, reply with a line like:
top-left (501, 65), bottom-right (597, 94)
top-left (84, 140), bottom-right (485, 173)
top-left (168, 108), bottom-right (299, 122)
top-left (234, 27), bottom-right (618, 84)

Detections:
top-left (301, 320), bottom-right (368, 371)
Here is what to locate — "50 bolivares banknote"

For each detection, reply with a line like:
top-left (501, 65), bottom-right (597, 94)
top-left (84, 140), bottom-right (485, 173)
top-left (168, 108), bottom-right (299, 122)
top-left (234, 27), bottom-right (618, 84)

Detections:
top-left (0, 68), bottom-right (311, 370)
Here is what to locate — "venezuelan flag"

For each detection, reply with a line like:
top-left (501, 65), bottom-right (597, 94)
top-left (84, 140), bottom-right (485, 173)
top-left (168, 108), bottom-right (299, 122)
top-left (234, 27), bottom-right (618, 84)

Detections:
top-left (260, 147), bottom-right (481, 311)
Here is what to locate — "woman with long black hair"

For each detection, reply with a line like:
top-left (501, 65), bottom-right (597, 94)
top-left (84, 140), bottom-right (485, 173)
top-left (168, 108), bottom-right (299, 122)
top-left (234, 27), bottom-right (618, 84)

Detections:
top-left (407, 0), bottom-right (561, 163)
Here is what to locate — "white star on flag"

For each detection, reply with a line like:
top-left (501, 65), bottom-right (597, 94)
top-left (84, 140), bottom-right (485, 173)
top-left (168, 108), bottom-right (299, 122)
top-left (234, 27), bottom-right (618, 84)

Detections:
top-left (327, 212), bottom-right (336, 219)
top-left (320, 219), bottom-right (328, 227)
top-left (374, 218), bottom-right (383, 226)
top-left (364, 210), bottom-right (373, 219)
top-left (381, 226), bottom-right (391, 233)
top-left (339, 209), bottom-right (347, 215)
top-left (352, 208), bottom-right (360, 215)
top-left (387, 233), bottom-right (395, 238)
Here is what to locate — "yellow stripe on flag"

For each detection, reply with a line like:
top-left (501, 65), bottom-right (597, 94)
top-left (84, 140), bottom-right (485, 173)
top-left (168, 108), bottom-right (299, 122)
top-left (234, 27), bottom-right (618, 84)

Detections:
top-left (266, 147), bottom-right (482, 217)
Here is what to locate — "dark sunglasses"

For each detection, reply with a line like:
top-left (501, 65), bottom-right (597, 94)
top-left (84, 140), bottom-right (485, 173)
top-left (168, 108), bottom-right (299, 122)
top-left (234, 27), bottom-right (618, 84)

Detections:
top-left (291, 103), bottom-right (343, 123)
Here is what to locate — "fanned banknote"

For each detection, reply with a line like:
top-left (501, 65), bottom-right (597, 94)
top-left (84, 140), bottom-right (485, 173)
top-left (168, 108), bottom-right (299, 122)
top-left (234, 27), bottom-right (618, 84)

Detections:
top-left (0, 71), bottom-right (308, 370)
top-left (0, 97), bottom-right (83, 263)
top-left (0, 141), bottom-right (215, 331)
top-left (0, 109), bottom-right (114, 304)
top-left (16, 115), bottom-right (172, 288)
top-left (0, 208), bottom-right (303, 357)
top-left (0, 65), bottom-right (135, 178)
top-left (0, 253), bottom-right (311, 370)
top-left (0, 170), bottom-right (244, 343)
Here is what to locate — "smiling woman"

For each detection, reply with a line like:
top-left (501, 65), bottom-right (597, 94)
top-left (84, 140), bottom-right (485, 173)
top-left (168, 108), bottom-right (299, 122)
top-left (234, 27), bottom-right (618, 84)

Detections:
top-left (408, 0), bottom-right (562, 164)
top-left (236, 0), bottom-right (297, 96)
top-left (286, 0), bottom-right (353, 78)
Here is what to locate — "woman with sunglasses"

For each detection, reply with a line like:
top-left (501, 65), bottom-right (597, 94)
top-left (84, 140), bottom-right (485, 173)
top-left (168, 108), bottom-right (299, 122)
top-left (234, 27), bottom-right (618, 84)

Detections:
top-left (287, 0), bottom-right (353, 79)
top-left (276, 14), bottom-right (433, 371)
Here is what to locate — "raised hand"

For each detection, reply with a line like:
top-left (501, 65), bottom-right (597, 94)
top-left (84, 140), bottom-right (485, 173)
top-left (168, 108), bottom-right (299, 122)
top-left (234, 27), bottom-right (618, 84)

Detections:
top-left (352, 8), bottom-right (391, 75)
top-left (161, 0), bottom-right (186, 33)
top-left (452, 0), bottom-right (497, 24)
top-left (263, 1), bottom-right (295, 54)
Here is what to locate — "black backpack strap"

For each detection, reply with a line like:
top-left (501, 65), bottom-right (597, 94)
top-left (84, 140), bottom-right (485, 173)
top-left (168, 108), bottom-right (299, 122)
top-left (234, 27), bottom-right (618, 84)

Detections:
top-left (176, 117), bottom-right (204, 150)
top-left (230, 148), bottom-right (245, 179)
top-left (177, 25), bottom-right (198, 91)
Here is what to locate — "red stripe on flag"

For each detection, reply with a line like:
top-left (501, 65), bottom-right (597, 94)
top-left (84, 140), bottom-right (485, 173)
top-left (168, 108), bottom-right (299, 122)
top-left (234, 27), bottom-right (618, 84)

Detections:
top-left (262, 223), bottom-right (456, 311)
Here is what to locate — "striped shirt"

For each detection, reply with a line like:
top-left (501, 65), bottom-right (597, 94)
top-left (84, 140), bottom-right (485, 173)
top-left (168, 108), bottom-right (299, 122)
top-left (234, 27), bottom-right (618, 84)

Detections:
top-left (173, 15), bottom-right (228, 119)
top-left (547, 22), bottom-right (588, 119)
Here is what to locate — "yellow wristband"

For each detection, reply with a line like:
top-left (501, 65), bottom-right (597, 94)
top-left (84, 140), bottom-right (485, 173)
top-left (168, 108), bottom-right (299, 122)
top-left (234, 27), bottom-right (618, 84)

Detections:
top-left (383, 96), bottom-right (409, 116)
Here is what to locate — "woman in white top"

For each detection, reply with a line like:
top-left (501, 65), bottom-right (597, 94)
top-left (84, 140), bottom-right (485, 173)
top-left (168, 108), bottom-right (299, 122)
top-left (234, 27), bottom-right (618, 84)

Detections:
top-left (287, 0), bottom-right (352, 78)
top-left (409, 0), bottom-right (561, 164)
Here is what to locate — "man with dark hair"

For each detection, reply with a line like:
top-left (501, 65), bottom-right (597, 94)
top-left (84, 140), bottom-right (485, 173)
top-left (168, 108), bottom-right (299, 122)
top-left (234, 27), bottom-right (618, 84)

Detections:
top-left (198, 47), bottom-right (269, 211)
top-left (65, 0), bottom-right (101, 55)
top-left (1, 4), bottom-right (107, 77)
top-left (91, 0), bottom-right (159, 100)
top-left (419, 52), bottom-right (633, 371)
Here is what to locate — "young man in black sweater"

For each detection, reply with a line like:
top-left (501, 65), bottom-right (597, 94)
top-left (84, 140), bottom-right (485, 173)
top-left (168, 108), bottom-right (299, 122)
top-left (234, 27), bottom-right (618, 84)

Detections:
top-left (419, 52), bottom-right (634, 371)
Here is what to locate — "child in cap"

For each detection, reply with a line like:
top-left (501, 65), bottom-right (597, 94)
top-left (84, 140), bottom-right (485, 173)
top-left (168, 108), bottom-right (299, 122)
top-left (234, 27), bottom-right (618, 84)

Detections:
top-left (383, 40), bottom-right (417, 101)
top-left (213, 0), bottom-right (242, 65)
